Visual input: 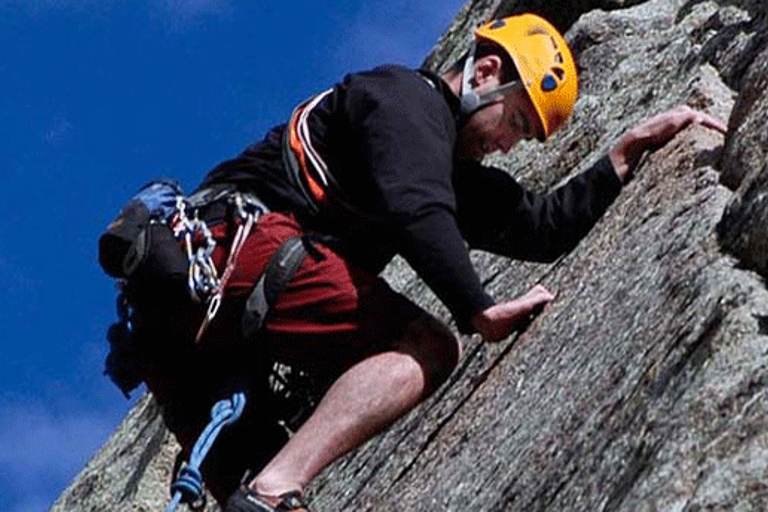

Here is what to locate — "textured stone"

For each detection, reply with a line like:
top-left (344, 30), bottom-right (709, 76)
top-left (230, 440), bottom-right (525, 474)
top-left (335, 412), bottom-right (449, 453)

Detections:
top-left (53, 0), bottom-right (768, 511)
top-left (717, 18), bottom-right (768, 280)
top-left (720, 43), bottom-right (768, 190)
top-left (422, 0), bottom-right (648, 75)
top-left (50, 395), bottom-right (183, 512)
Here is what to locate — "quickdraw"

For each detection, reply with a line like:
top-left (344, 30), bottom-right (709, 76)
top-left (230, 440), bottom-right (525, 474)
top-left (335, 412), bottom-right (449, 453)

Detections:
top-left (172, 191), bottom-right (268, 343)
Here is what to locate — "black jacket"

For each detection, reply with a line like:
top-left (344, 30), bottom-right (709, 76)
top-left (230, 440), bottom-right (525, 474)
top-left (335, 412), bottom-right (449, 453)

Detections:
top-left (200, 65), bottom-right (622, 332)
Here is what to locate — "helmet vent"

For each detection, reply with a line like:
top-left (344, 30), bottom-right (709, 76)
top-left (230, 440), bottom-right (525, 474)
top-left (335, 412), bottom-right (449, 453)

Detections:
top-left (541, 74), bottom-right (558, 92)
top-left (552, 66), bottom-right (565, 80)
top-left (490, 20), bottom-right (506, 29)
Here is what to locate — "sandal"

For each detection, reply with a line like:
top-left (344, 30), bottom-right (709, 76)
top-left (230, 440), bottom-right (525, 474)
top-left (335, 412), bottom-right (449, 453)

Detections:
top-left (225, 487), bottom-right (312, 512)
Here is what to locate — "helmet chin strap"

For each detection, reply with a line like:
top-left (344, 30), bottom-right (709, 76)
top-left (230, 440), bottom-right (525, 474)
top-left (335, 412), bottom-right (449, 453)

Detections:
top-left (459, 44), bottom-right (481, 117)
top-left (459, 43), bottom-right (523, 125)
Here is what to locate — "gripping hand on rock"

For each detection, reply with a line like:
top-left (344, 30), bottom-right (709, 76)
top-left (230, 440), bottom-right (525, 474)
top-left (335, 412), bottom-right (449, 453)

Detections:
top-left (472, 285), bottom-right (555, 342)
top-left (609, 105), bottom-right (727, 182)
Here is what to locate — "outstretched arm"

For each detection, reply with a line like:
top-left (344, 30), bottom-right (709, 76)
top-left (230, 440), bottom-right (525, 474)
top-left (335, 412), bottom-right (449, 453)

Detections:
top-left (608, 105), bottom-right (727, 183)
top-left (469, 107), bottom-right (727, 342)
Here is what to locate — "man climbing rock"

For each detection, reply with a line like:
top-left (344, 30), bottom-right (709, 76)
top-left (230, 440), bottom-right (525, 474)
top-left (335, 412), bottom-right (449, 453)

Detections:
top-left (104, 13), bottom-right (725, 512)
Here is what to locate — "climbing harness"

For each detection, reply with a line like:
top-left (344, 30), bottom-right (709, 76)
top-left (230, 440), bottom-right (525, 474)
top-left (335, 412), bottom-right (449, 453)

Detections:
top-left (165, 392), bottom-right (247, 512)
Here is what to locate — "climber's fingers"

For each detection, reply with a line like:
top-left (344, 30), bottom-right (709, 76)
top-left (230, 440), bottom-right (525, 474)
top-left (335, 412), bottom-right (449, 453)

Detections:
top-left (472, 285), bottom-right (555, 343)
top-left (693, 110), bottom-right (728, 134)
top-left (632, 105), bottom-right (726, 145)
top-left (609, 105), bottom-right (727, 181)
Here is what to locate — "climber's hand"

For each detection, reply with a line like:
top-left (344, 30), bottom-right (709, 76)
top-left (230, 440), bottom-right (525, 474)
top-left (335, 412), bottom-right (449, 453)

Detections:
top-left (472, 285), bottom-right (555, 343)
top-left (609, 105), bottom-right (727, 182)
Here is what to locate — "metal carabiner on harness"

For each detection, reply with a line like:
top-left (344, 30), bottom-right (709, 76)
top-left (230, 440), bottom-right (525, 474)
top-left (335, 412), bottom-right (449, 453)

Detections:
top-left (174, 197), bottom-right (219, 304)
top-left (188, 192), bottom-right (267, 343)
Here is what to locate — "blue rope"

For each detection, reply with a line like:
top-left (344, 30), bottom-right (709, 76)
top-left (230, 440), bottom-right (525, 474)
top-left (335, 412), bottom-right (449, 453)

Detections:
top-left (166, 392), bottom-right (247, 512)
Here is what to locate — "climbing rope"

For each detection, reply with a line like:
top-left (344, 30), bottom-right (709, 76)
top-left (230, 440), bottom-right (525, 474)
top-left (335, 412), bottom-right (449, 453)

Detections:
top-left (165, 392), bottom-right (247, 512)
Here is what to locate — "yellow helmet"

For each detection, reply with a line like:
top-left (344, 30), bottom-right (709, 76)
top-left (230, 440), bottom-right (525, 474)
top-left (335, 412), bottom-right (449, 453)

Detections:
top-left (474, 14), bottom-right (579, 139)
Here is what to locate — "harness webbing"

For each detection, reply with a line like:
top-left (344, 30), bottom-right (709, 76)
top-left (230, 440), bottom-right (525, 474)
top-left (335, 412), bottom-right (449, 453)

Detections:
top-left (195, 198), bottom-right (257, 343)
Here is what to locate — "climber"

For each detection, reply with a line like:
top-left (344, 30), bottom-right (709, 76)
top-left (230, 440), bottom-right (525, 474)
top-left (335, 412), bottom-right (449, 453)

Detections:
top-left (137, 13), bottom-right (726, 512)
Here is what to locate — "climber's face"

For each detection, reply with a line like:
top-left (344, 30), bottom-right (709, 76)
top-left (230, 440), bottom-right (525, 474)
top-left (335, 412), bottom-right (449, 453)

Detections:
top-left (456, 56), bottom-right (543, 159)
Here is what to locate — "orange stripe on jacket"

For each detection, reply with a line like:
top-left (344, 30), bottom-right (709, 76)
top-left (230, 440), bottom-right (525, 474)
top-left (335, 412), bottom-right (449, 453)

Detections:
top-left (288, 106), bottom-right (328, 205)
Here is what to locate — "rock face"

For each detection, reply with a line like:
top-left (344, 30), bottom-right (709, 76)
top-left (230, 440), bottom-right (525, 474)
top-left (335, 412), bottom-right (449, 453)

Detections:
top-left (52, 0), bottom-right (768, 510)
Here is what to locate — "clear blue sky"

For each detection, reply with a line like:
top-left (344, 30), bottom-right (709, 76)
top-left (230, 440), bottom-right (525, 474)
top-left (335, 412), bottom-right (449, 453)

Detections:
top-left (0, 1), bottom-right (464, 510)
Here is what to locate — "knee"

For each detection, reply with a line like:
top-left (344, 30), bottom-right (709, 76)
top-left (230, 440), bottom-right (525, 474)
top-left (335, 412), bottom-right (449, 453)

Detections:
top-left (396, 313), bottom-right (461, 394)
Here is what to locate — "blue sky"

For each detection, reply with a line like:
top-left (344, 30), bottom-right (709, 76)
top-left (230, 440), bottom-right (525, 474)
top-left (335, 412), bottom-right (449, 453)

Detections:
top-left (0, 1), bottom-right (464, 510)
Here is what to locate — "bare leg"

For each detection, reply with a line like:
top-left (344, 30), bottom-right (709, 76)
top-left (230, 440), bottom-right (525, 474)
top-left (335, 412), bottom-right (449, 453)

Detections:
top-left (251, 313), bottom-right (460, 497)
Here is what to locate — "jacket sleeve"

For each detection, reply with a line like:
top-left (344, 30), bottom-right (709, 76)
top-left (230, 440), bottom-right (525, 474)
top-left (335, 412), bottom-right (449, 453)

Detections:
top-left (455, 156), bottom-right (623, 262)
top-left (344, 68), bottom-right (495, 332)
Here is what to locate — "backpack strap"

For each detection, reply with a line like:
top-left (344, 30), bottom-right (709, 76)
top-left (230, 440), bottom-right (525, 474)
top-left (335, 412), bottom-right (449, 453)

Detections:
top-left (241, 236), bottom-right (310, 341)
top-left (282, 89), bottom-right (369, 221)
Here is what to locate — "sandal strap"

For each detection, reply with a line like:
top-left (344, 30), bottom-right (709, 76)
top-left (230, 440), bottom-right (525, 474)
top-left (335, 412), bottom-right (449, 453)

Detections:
top-left (227, 487), bottom-right (311, 512)
top-left (274, 490), bottom-right (309, 511)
